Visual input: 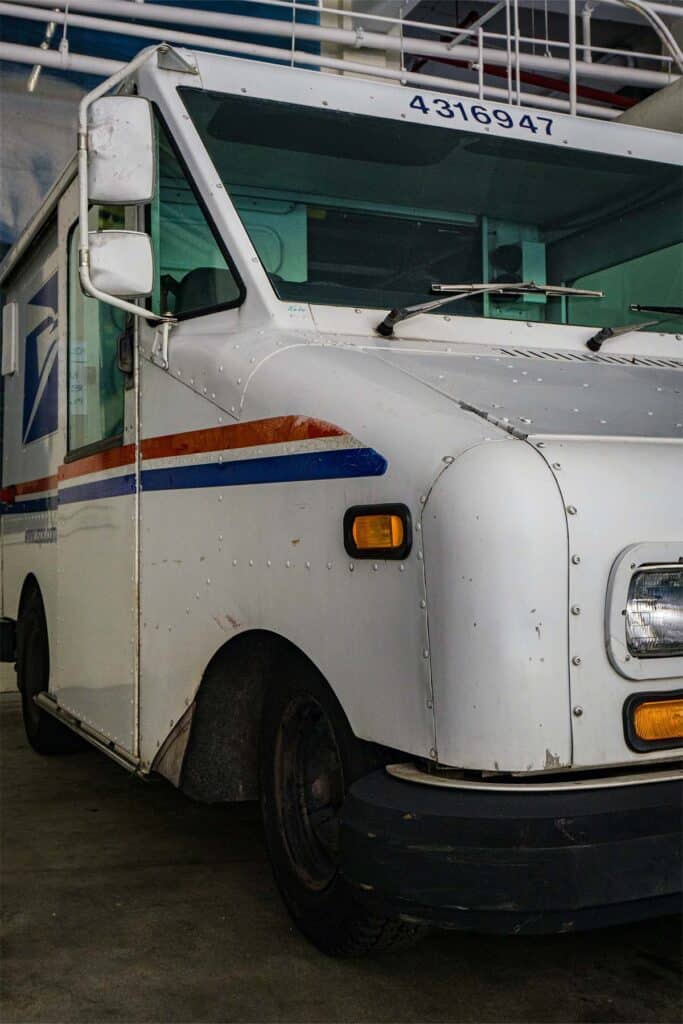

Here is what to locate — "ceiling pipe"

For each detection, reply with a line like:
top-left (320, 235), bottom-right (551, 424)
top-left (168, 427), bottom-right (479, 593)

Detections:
top-left (0, 4), bottom-right (623, 118)
top-left (0, 39), bottom-right (123, 75)
top-left (15, 0), bottom-right (678, 89)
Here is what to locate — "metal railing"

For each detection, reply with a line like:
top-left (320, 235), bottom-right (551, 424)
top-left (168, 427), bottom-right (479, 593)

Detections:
top-left (1, 0), bottom-right (682, 120)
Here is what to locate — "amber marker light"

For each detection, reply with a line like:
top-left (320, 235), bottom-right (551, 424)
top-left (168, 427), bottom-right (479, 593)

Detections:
top-left (624, 691), bottom-right (683, 751)
top-left (343, 504), bottom-right (412, 560)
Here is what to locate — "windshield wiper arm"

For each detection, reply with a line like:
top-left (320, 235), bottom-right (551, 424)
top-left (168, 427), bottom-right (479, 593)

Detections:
top-left (630, 303), bottom-right (683, 317)
top-left (586, 319), bottom-right (660, 352)
top-left (375, 282), bottom-right (603, 337)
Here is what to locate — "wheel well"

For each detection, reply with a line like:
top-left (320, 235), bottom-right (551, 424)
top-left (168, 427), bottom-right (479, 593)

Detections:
top-left (181, 630), bottom-right (321, 803)
top-left (17, 574), bottom-right (41, 620)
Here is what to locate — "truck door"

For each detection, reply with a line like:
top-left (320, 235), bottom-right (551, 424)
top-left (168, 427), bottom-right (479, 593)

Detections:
top-left (53, 183), bottom-right (138, 754)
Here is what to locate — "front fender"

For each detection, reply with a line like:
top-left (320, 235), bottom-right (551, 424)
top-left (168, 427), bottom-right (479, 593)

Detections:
top-left (423, 439), bottom-right (571, 773)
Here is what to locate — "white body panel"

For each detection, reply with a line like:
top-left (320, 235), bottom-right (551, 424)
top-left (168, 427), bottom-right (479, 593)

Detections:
top-left (423, 440), bottom-right (571, 772)
top-left (532, 437), bottom-right (683, 768)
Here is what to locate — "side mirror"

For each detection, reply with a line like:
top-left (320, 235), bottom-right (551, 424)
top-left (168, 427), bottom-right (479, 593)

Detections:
top-left (88, 96), bottom-right (155, 204)
top-left (89, 231), bottom-right (154, 297)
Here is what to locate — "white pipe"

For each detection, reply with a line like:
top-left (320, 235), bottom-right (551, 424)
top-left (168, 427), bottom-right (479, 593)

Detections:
top-left (513, 0), bottom-right (522, 103)
top-left (619, 0), bottom-right (683, 71)
top-left (569, 0), bottom-right (578, 114)
top-left (26, 14), bottom-right (56, 92)
top-left (0, 39), bottom-right (122, 75)
top-left (582, 4), bottom-right (593, 63)
top-left (0, 7), bottom-right (623, 118)
top-left (16, 0), bottom-right (678, 88)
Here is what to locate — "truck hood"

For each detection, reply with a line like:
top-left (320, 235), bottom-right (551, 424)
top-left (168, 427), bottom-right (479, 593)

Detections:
top-left (368, 343), bottom-right (683, 439)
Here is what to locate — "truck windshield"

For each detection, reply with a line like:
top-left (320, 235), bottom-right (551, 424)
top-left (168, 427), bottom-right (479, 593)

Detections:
top-left (179, 88), bottom-right (683, 334)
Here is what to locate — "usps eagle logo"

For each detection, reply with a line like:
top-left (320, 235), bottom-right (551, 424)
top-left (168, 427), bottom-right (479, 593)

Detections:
top-left (22, 273), bottom-right (58, 445)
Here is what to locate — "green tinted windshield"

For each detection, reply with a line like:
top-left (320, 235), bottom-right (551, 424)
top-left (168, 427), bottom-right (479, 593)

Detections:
top-left (180, 88), bottom-right (683, 333)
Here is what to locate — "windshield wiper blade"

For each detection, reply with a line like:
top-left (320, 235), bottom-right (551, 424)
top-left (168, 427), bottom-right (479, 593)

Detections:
top-left (630, 303), bottom-right (683, 317)
top-left (375, 282), bottom-right (603, 337)
top-left (586, 319), bottom-right (660, 352)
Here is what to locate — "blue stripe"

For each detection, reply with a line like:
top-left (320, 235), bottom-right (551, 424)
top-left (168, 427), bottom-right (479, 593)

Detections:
top-left (0, 448), bottom-right (387, 515)
top-left (1, 495), bottom-right (57, 515)
top-left (141, 447), bottom-right (387, 492)
top-left (58, 474), bottom-right (137, 506)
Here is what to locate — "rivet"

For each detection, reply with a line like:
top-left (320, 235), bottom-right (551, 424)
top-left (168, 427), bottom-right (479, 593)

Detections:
top-left (443, 456), bottom-right (454, 464)
top-left (426, 699), bottom-right (433, 709)
top-left (285, 560), bottom-right (291, 568)
top-left (267, 559), bottom-right (272, 567)
top-left (429, 747), bottom-right (437, 759)
top-left (232, 559), bottom-right (237, 566)
top-left (415, 522), bottom-right (421, 531)
top-left (373, 563), bottom-right (379, 571)
top-left (305, 561), bottom-right (311, 570)
top-left (572, 656), bottom-right (582, 666)
top-left (571, 605), bottom-right (581, 615)
top-left (206, 578), bottom-right (211, 585)
top-left (571, 554), bottom-right (581, 565)
top-left (630, 562), bottom-right (637, 570)
top-left (419, 495), bottom-right (426, 504)
top-left (552, 462), bottom-right (561, 470)
top-left (327, 562), bottom-right (333, 570)
top-left (420, 599), bottom-right (426, 609)
top-left (423, 649), bottom-right (429, 658)
top-left (573, 706), bottom-right (583, 717)
top-left (567, 505), bottom-right (577, 515)
top-left (249, 559), bottom-right (254, 567)
top-left (537, 441), bottom-right (545, 448)
top-left (399, 564), bottom-right (405, 572)
top-left (349, 562), bottom-right (354, 572)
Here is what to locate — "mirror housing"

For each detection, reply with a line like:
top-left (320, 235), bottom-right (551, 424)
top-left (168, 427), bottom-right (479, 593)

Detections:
top-left (89, 231), bottom-right (154, 297)
top-left (88, 96), bottom-right (155, 204)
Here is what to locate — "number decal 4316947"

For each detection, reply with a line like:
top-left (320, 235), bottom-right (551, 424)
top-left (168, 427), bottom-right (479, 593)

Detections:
top-left (409, 94), bottom-right (553, 136)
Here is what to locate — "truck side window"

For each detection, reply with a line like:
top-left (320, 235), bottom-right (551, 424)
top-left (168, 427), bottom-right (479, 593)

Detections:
top-left (67, 208), bottom-right (127, 454)
top-left (152, 117), bottom-right (243, 319)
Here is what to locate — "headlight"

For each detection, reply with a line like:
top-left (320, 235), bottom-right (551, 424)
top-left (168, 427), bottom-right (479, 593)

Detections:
top-left (625, 566), bottom-right (683, 658)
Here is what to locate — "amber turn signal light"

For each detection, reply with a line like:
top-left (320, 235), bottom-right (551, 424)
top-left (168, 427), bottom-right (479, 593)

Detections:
top-left (633, 698), bottom-right (683, 742)
top-left (352, 514), bottom-right (404, 550)
top-left (624, 691), bottom-right (683, 752)
top-left (344, 504), bottom-right (412, 560)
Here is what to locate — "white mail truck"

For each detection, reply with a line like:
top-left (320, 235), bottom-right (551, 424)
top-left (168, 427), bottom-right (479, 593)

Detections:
top-left (1, 41), bottom-right (681, 954)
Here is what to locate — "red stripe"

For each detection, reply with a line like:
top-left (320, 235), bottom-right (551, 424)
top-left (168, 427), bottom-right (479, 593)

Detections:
top-left (14, 475), bottom-right (59, 496)
top-left (3, 418), bottom-right (348, 497)
top-left (58, 445), bottom-right (136, 482)
top-left (141, 416), bottom-right (346, 461)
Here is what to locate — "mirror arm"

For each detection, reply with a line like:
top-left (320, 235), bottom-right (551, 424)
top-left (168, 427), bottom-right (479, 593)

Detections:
top-left (78, 43), bottom-right (164, 324)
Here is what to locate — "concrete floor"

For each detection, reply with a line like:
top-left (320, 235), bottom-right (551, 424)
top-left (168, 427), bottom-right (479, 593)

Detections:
top-left (1, 693), bottom-right (681, 1024)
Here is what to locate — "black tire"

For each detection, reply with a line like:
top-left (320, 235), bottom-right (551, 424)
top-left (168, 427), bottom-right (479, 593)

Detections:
top-left (260, 659), bottom-right (427, 956)
top-left (17, 588), bottom-right (84, 755)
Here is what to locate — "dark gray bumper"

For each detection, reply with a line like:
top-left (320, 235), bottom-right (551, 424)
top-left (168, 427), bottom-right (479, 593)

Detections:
top-left (340, 769), bottom-right (683, 934)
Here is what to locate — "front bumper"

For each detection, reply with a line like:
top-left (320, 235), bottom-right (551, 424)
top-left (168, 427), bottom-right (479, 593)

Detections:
top-left (339, 769), bottom-right (683, 934)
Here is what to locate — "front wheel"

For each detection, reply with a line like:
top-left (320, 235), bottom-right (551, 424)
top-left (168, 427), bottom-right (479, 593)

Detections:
top-left (260, 663), bottom-right (427, 956)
